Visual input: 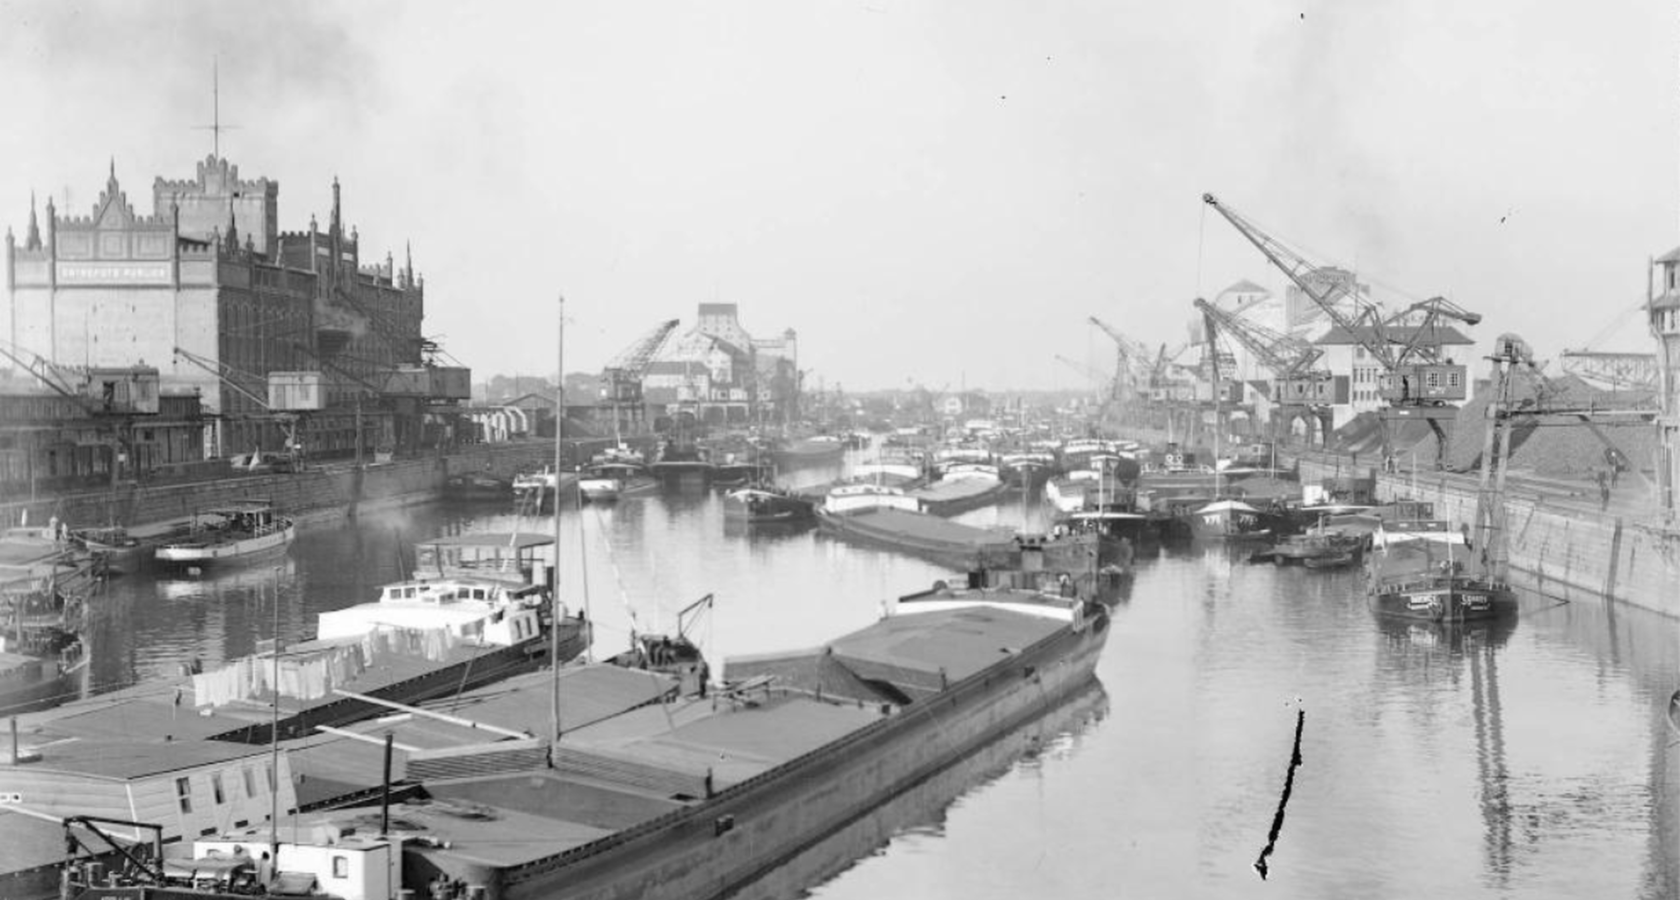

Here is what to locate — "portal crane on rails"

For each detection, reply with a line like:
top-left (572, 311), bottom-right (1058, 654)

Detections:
top-left (602, 319), bottom-right (680, 436)
top-left (1202, 193), bottom-right (1483, 467)
top-left (1193, 298), bottom-right (1337, 445)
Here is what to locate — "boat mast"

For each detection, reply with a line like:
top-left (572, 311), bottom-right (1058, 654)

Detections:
top-left (551, 294), bottom-right (565, 745)
top-left (268, 565), bottom-right (281, 864)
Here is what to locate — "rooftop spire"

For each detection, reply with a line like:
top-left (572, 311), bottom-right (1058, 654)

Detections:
top-left (25, 191), bottom-right (41, 250)
top-left (330, 176), bottom-right (341, 237)
top-left (224, 199), bottom-right (239, 252)
top-left (105, 159), bottom-right (120, 206)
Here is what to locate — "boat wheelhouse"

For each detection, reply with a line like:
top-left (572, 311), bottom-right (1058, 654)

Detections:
top-left (412, 533), bottom-right (561, 586)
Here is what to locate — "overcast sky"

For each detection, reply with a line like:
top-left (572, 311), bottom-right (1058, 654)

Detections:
top-left (2, 0), bottom-right (1675, 392)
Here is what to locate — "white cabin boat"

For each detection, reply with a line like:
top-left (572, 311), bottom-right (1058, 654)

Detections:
top-left (154, 502), bottom-right (295, 570)
top-left (315, 576), bottom-right (548, 648)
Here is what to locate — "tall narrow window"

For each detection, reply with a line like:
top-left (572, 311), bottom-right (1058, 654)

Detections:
top-left (176, 777), bottom-right (193, 814)
top-left (211, 774), bottom-right (226, 805)
top-left (243, 767), bottom-right (256, 798)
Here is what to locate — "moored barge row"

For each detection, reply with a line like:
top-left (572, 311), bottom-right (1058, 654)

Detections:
top-left (41, 582), bottom-right (1108, 900)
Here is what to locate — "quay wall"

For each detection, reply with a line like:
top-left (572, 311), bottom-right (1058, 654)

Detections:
top-left (1292, 455), bottom-right (1680, 620)
top-left (0, 439), bottom-right (623, 530)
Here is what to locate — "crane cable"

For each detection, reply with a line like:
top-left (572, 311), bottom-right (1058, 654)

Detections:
top-left (1196, 200), bottom-right (1207, 300)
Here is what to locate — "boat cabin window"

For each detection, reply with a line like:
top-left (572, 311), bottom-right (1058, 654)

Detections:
top-left (243, 767), bottom-right (256, 798)
top-left (176, 776), bottom-right (194, 813)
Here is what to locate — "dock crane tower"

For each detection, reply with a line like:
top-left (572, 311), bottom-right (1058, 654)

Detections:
top-left (602, 319), bottom-right (680, 436)
top-left (1086, 316), bottom-right (1155, 425)
top-left (172, 346), bottom-right (305, 464)
top-left (1192, 297), bottom-right (1338, 445)
top-left (0, 341), bottom-right (159, 489)
top-left (1142, 341), bottom-right (1200, 436)
top-left (1203, 193), bottom-right (1482, 467)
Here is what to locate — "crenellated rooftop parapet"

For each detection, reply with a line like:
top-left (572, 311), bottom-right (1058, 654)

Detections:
top-left (178, 238), bottom-right (218, 259)
top-left (152, 154), bottom-right (277, 204)
top-left (54, 162), bottom-right (177, 231)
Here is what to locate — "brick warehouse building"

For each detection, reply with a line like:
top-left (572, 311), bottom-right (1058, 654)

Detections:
top-left (4, 154), bottom-right (437, 471)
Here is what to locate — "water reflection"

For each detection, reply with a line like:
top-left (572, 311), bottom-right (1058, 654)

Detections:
top-left (44, 477), bottom-right (1680, 898)
top-left (1374, 614), bottom-right (1517, 657)
top-left (153, 557), bottom-right (299, 604)
top-left (772, 682), bottom-right (1110, 900)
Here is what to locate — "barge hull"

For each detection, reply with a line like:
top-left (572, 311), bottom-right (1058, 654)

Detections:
top-left (815, 509), bottom-right (1014, 570)
top-left (498, 610), bottom-right (1107, 900)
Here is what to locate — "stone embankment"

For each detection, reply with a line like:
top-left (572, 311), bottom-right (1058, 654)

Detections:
top-left (1113, 428), bottom-right (1678, 618)
top-left (0, 439), bottom-right (632, 531)
top-left (1291, 450), bottom-right (1679, 619)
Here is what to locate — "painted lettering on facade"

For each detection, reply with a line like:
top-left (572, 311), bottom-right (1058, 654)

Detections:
top-left (56, 261), bottom-right (172, 284)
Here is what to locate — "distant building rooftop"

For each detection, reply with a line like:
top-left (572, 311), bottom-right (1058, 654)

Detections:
top-left (1220, 279), bottom-right (1267, 295)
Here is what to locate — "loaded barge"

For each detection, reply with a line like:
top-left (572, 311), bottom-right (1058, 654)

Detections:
top-left (817, 504), bottom-right (1018, 570)
top-left (50, 582), bottom-right (1109, 900)
top-left (422, 584), bottom-right (1109, 900)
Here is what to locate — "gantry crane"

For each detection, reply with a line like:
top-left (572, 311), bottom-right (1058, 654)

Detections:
top-left (1203, 193), bottom-right (1483, 466)
top-left (172, 346), bottom-right (305, 463)
top-left (1193, 297), bottom-right (1337, 445)
top-left (0, 341), bottom-right (159, 488)
top-left (602, 319), bottom-right (680, 435)
top-left (1559, 350), bottom-right (1657, 391)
